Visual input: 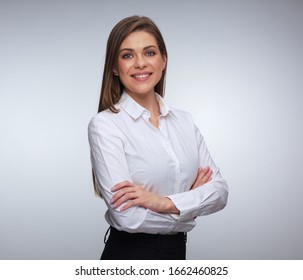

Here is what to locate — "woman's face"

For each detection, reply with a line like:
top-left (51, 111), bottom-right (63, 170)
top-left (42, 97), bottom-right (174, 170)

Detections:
top-left (115, 30), bottom-right (166, 98)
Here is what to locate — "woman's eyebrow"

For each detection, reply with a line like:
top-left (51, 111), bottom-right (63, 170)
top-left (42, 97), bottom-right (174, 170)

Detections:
top-left (119, 45), bottom-right (157, 53)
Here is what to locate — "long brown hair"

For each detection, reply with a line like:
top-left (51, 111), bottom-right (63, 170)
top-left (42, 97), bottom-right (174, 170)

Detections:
top-left (93, 16), bottom-right (168, 197)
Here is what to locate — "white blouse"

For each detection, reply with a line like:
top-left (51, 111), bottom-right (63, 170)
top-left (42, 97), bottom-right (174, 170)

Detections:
top-left (88, 92), bottom-right (228, 234)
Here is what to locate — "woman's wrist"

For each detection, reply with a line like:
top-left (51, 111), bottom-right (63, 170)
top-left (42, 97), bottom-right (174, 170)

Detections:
top-left (161, 197), bottom-right (180, 214)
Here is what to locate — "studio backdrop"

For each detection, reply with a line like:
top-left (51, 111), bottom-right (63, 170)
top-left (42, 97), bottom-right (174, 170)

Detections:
top-left (1, 0), bottom-right (302, 259)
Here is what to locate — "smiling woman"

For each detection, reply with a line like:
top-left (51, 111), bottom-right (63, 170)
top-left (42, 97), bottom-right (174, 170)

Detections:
top-left (115, 31), bottom-right (167, 128)
top-left (97, 16), bottom-right (168, 114)
top-left (88, 15), bottom-right (228, 260)
top-left (115, 31), bottom-right (166, 106)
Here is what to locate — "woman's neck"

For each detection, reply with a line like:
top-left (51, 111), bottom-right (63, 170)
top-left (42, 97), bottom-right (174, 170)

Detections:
top-left (126, 90), bottom-right (161, 128)
top-left (127, 91), bottom-right (160, 118)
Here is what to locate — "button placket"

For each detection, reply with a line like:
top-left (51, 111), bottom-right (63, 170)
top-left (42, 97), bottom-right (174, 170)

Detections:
top-left (158, 118), bottom-right (181, 194)
top-left (142, 111), bottom-right (161, 131)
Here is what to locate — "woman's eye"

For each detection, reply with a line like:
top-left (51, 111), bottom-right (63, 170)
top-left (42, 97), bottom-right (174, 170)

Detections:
top-left (122, 53), bottom-right (133, 59)
top-left (146, 51), bottom-right (156, 56)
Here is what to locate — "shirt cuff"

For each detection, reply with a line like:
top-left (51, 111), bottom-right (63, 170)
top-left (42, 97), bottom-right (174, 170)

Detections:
top-left (167, 191), bottom-right (201, 222)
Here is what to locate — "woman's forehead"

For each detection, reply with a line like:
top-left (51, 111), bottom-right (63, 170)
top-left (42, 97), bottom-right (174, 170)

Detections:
top-left (119, 31), bottom-right (158, 51)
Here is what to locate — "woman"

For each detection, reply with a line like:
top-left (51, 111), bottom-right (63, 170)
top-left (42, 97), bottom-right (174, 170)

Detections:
top-left (88, 15), bottom-right (228, 260)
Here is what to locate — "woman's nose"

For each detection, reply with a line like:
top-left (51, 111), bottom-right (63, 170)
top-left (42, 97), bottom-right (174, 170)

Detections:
top-left (134, 55), bottom-right (146, 68)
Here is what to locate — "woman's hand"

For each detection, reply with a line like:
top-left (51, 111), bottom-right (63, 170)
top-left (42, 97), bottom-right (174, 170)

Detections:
top-left (111, 167), bottom-right (212, 213)
top-left (111, 181), bottom-right (179, 214)
top-left (191, 166), bottom-right (213, 190)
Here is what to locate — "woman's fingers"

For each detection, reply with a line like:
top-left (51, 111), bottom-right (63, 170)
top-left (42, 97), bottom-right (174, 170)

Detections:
top-left (111, 188), bottom-right (136, 207)
top-left (206, 169), bottom-right (213, 182)
top-left (110, 166), bottom-right (214, 211)
top-left (110, 181), bottom-right (144, 209)
top-left (191, 166), bottom-right (213, 190)
top-left (202, 167), bottom-right (212, 182)
top-left (111, 180), bottom-right (135, 192)
top-left (110, 180), bottom-right (178, 213)
top-left (120, 199), bottom-right (138, 211)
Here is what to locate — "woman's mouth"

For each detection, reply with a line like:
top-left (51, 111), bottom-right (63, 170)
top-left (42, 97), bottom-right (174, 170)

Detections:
top-left (131, 72), bottom-right (152, 81)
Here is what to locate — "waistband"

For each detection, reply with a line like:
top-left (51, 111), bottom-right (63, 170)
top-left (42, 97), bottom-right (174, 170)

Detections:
top-left (105, 226), bottom-right (187, 244)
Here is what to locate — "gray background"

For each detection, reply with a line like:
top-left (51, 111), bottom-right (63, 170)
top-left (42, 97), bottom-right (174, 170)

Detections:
top-left (1, 0), bottom-right (302, 259)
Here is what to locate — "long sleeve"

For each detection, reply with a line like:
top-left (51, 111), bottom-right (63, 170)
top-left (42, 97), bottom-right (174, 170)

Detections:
top-left (88, 92), bottom-right (228, 233)
top-left (167, 124), bottom-right (229, 222)
top-left (88, 114), bottom-right (195, 234)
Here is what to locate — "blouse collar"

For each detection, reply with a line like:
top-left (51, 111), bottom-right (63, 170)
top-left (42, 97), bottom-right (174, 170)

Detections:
top-left (119, 91), bottom-right (174, 120)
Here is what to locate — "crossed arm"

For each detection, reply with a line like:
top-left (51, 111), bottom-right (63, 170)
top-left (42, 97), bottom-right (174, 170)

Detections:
top-left (111, 166), bottom-right (213, 214)
top-left (89, 115), bottom-right (228, 232)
